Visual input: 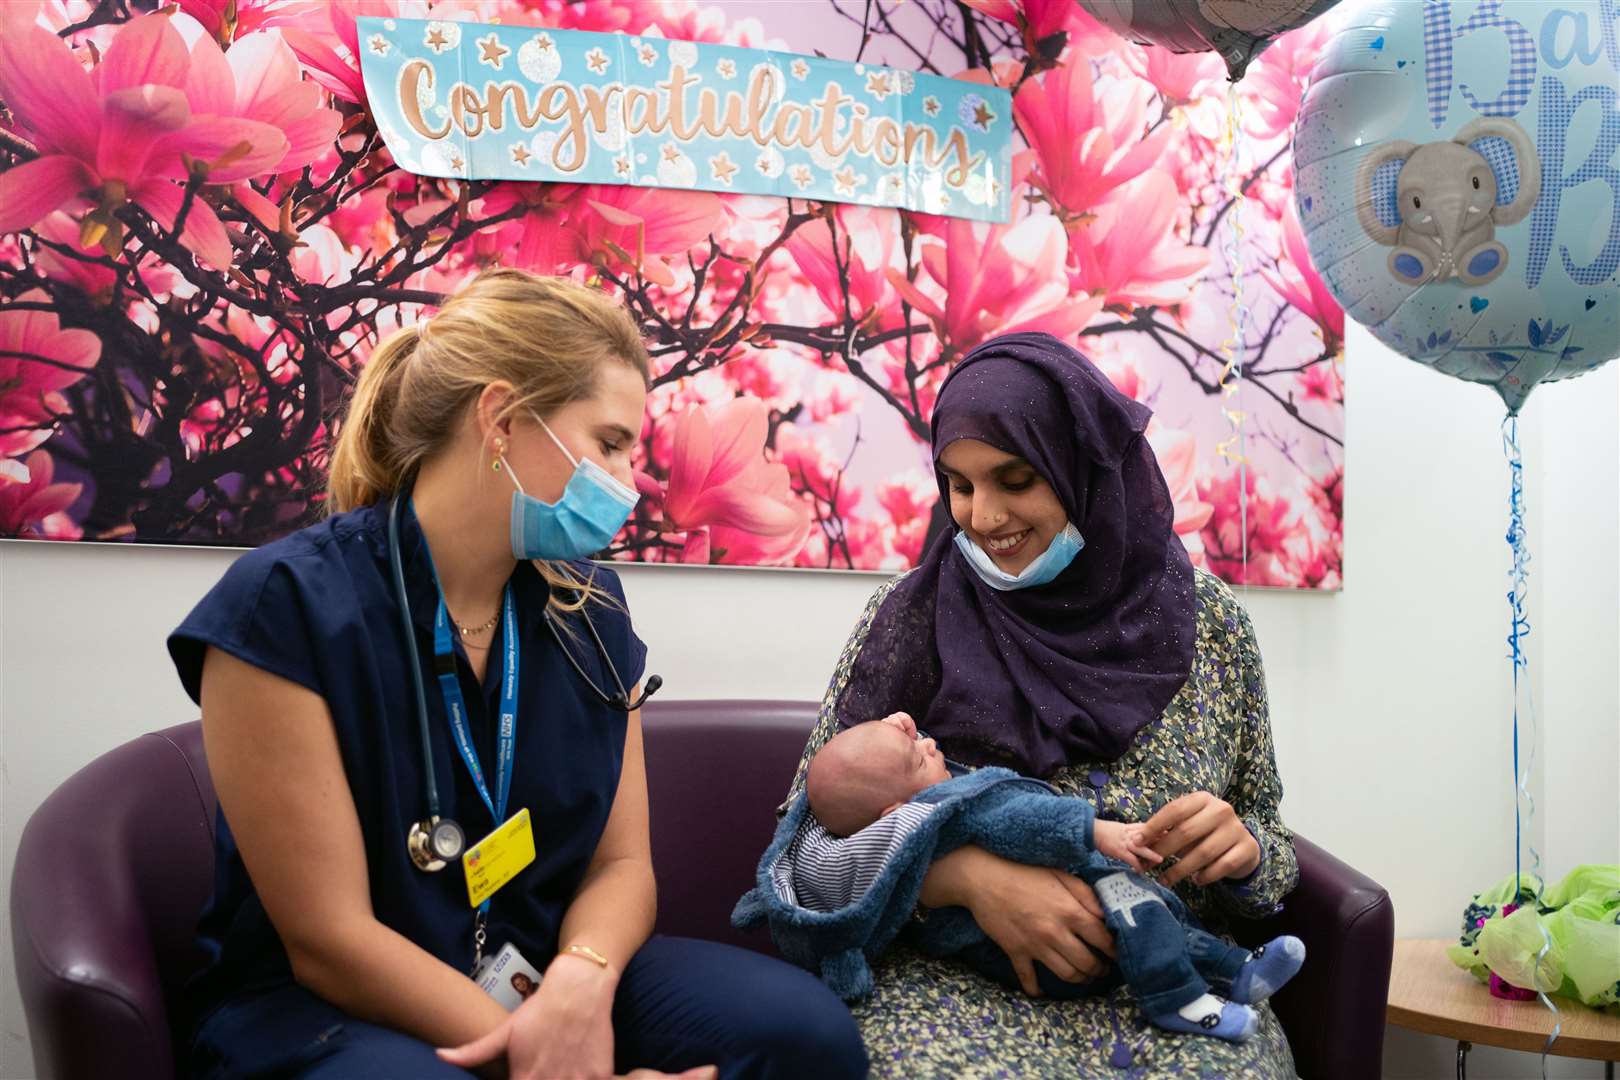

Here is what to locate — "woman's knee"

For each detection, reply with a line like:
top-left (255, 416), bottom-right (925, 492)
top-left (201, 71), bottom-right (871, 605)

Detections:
top-left (743, 990), bottom-right (868, 1079)
top-left (802, 999), bottom-right (868, 1079)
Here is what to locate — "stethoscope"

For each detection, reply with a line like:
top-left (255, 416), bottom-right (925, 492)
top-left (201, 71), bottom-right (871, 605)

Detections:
top-left (388, 492), bottom-right (662, 872)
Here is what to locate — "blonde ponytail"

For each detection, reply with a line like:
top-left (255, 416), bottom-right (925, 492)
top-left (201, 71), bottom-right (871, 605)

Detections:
top-left (326, 324), bottom-right (427, 513)
top-left (325, 269), bottom-right (651, 613)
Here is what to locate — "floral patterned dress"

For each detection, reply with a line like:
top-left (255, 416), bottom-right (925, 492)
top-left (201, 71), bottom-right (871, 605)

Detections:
top-left (780, 567), bottom-right (1300, 1079)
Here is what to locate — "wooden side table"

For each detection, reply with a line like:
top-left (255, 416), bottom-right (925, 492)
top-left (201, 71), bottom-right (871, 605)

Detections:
top-left (1387, 939), bottom-right (1620, 1079)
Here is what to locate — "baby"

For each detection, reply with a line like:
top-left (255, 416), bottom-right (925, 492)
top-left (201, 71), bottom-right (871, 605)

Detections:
top-left (804, 714), bottom-right (1304, 1042)
top-left (807, 713), bottom-right (1158, 865)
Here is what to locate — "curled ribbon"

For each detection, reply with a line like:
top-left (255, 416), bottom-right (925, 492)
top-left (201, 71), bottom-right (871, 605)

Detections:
top-left (1501, 416), bottom-right (1560, 1077)
top-left (1215, 84), bottom-right (1251, 580)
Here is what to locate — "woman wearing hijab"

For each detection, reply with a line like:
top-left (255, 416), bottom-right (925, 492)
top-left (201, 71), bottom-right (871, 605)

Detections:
top-left (775, 332), bottom-right (1298, 1078)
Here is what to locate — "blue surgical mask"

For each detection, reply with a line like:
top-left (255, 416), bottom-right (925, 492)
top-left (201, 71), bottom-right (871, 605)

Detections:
top-left (954, 522), bottom-right (1084, 591)
top-left (503, 415), bottom-right (639, 561)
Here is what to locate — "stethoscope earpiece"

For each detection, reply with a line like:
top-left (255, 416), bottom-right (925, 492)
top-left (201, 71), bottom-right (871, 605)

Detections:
top-left (543, 609), bottom-right (664, 713)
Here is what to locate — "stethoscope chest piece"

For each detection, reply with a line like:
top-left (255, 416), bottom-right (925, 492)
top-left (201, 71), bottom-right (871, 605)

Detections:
top-left (407, 816), bottom-right (466, 872)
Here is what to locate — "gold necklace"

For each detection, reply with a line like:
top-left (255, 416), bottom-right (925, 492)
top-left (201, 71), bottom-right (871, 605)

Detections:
top-left (451, 609), bottom-right (500, 637)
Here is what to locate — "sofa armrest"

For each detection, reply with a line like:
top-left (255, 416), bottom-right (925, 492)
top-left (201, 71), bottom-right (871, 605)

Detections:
top-left (11, 728), bottom-right (218, 1080)
top-left (1230, 833), bottom-right (1394, 1080)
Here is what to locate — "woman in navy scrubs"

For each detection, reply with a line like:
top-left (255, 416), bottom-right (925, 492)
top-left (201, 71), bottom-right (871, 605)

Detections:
top-left (168, 269), bottom-right (868, 1080)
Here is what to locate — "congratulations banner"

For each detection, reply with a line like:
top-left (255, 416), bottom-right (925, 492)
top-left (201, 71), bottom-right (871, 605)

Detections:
top-left (356, 17), bottom-right (1013, 222)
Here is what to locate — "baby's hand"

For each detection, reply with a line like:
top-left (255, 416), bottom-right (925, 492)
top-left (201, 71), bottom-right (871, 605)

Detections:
top-left (1094, 821), bottom-right (1165, 874)
top-left (1123, 825), bottom-right (1164, 869)
top-left (878, 712), bottom-right (918, 739)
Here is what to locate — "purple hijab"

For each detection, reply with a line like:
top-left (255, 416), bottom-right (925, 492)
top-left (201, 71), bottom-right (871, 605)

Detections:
top-left (833, 332), bottom-right (1196, 777)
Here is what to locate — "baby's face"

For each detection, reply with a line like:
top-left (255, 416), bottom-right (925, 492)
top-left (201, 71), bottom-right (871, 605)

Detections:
top-left (807, 716), bottom-right (953, 835)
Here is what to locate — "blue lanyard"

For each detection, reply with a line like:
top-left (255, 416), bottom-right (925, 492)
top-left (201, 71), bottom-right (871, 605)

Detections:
top-left (432, 587), bottom-right (519, 829)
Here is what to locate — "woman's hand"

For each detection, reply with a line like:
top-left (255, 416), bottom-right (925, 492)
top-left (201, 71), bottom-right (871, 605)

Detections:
top-left (933, 848), bottom-right (1116, 997)
top-left (1139, 791), bottom-right (1260, 887)
top-left (439, 955), bottom-right (715, 1080)
top-left (439, 954), bottom-right (614, 1079)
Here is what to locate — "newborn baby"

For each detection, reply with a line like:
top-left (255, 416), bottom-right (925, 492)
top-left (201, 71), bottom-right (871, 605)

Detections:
top-left (807, 713), bottom-right (1157, 867)
top-left (804, 714), bottom-right (1304, 1043)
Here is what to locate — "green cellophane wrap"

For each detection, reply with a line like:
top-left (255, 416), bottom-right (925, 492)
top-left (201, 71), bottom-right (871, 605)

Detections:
top-left (1447, 866), bottom-right (1620, 1010)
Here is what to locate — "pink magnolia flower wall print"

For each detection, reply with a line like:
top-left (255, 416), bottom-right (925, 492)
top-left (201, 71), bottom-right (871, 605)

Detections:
top-left (0, 0), bottom-right (1342, 586)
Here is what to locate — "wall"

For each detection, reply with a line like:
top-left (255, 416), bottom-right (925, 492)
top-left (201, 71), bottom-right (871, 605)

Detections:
top-left (2, 327), bottom-right (1615, 1079)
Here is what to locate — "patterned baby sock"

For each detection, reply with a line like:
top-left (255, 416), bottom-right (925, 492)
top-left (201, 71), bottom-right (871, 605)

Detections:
top-left (1148, 993), bottom-right (1259, 1042)
top-left (1229, 936), bottom-right (1306, 1005)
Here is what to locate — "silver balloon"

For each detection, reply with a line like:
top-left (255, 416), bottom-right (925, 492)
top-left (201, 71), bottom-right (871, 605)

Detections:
top-left (1079, 0), bottom-right (1342, 81)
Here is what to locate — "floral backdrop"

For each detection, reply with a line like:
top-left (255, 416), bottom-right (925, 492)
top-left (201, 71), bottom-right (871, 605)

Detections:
top-left (0, 0), bottom-right (1345, 588)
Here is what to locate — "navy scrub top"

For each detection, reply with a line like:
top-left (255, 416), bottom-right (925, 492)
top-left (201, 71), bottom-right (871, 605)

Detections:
top-left (168, 499), bottom-right (646, 1022)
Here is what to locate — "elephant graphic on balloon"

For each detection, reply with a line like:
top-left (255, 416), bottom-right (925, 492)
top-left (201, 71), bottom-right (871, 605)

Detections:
top-left (1355, 117), bottom-right (1542, 289)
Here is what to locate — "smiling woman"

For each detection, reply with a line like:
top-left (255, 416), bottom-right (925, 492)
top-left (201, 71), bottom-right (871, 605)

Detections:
top-left (839, 330), bottom-right (1198, 774)
top-left (768, 331), bottom-right (1299, 1079)
top-left (937, 440), bottom-right (1080, 588)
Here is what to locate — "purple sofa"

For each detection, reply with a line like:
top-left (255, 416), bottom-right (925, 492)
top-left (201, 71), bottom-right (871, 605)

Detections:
top-left (12, 700), bottom-right (1393, 1079)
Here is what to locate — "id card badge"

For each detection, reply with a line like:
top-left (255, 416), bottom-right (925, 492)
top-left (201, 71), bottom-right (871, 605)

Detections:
top-left (463, 808), bottom-right (536, 908)
top-left (472, 942), bottom-right (544, 1011)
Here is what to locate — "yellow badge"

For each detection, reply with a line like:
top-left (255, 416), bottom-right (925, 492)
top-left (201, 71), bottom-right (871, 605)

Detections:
top-left (463, 808), bottom-right (536, 908)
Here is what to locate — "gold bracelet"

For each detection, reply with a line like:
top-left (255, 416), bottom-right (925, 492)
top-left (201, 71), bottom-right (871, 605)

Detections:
top-left (563, 944), bottom-right (611, 969)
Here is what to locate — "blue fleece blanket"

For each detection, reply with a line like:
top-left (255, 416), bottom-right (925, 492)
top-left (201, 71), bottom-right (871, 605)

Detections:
top-left (732, 768), bottom-right (1107, 1000)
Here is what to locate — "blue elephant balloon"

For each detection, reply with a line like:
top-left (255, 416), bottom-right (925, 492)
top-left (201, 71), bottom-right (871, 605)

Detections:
top-left (1294, 0), bottom-right (1619, 413)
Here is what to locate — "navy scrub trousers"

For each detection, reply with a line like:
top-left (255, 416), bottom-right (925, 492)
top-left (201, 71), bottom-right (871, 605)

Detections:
top-left (191, 936), bottom-right (867, 1079)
